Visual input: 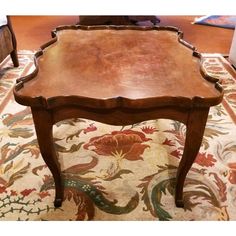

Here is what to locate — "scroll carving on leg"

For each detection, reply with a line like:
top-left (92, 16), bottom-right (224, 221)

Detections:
top-left (31, 108), bottom-right (63, 207)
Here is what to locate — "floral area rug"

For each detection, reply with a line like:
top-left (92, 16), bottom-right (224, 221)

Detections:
top-left (0, 51), bottom-right (236, 221)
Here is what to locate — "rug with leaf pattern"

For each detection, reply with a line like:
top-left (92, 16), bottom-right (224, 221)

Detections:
top-left (0, 51), bottom-right (236, 221)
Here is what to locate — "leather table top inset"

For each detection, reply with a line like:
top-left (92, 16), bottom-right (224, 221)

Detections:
top-left (14, 26), bottom-right (223, 109)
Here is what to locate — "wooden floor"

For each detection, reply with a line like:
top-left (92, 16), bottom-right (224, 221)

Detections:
top-left (11, 16), bottom-right (234, 54)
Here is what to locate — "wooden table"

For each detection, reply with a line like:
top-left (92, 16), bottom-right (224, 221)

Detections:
top-left (13, 25), bottom-right (223, 208)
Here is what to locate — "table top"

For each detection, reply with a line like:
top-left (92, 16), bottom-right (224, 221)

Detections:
top-left (14, 25), bottom-right (223, 109)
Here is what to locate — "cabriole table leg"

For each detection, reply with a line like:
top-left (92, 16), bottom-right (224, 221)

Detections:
top-left (175, 107), bottom-right (209, 207)
top-left (31, 107), bottom-right (64, 207)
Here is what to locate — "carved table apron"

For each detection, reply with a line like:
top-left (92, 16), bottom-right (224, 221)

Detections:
top-left (13, 25), bottom-right (223, 208)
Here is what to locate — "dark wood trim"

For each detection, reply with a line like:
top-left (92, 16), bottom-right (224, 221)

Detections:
top-left (51, 105), bottom-right (190, 126)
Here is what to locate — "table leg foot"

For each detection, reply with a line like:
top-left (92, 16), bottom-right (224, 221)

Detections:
top-left (175, 108), bottom-right (209, 207)
top-left (175, 199), bottom-right (184, 208)
top-left (54, 198), bottom-right (63, 208)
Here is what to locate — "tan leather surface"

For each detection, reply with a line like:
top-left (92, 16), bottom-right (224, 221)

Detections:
top-left (0, 26), bottom-right (13, 63)
top-left (18, 29), bottom-right (220, 100)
